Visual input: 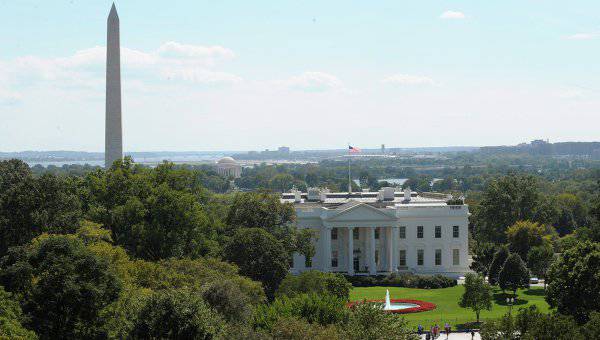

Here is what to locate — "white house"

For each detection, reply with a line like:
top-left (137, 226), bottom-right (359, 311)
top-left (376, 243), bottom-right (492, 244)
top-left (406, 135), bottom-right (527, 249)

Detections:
top-left (281, 187), bottom-right (470, 278)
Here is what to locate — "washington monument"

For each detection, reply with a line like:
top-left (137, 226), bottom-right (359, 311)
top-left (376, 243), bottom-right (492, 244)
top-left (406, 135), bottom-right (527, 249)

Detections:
top-left (105, 4), bottom-right (122, 168)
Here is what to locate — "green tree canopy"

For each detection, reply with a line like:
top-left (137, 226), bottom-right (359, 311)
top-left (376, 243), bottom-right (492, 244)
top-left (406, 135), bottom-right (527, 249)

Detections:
top-left (276, 271), bottom-right (352, 300)
top-left (488, 245), bottom-right (510, 286)
top-left (498, 253), bottom-right (530, 295)
top-left (546, 241), bottom-right (600, 323)
top-left (131, 289), bottom-right (225, 339)
top-left (0, 234), bottom-right (122, 339)
top-left (224, 228), bottom-right (289, 299)
top-left (459, 273), bottom-right (493, 323)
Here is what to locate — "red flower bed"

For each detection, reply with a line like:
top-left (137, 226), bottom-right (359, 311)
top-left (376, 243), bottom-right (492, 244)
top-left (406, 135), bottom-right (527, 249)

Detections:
top-left (346, 299), bottom-right (436, 314)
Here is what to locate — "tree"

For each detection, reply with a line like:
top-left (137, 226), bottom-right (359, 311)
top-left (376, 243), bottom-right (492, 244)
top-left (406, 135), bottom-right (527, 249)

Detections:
top-left (506, 221), bottom-right (547, 260)
top-left (276, 271), bottom-right (352, 300)
top-left (527, 245), bottom-right (554, 288)
top-left (131, 289), bottom-right (225, 339)
top-left (459, 273), bottom-right (493, 323)
top-left (498, 254), bottom-right (530, 295)
top-left (0, 235), bottom-right (121, 339)
top-left (488, 245), bottom-right (510, 285)
top-left (270, 317), bottom-right (341, 340)
top-left (474, 174), bottom-right (541, 243)
top-left (224, 228), bottom-right (289, 299)
top-left (470, 242), bottom-right (497, 276)
top-left (546, 241), bottom-right (600, 323)
top-left (344, 301), bottom-right (417, 340)
top-left (226, 191), bottom-right (295, 233)
top-left (202, 279), bottom-right (253, 323)
top-left (0, 286), bottom-right (37, 339)
top-left (555, 193), bottom-right (587, 236)
top-left (480, 313), bottom-right (518, 340)
top-left (0, 160), bottom-right (82, 256)
top-left (581, 312), bottom-right (600, 339)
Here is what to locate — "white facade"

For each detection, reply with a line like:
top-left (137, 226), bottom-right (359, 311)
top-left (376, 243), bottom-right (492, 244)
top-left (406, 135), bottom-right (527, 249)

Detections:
top-left (282, 188), bottom-right (470, 278)
top-left (215, 157), bottom-right (242, 178)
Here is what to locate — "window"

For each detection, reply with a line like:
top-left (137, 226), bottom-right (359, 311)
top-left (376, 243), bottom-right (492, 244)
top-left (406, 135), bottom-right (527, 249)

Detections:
top-left (331, 228), bottom-right (338, 240)
top-left (399, 226), bottom-right (406, 239)
top-left (435, 249), bottom-right (442, 266)
top-left (417, 249), bottom-right (424, 266)
top-left (453, 225), bottom-right (459, 238)
top-left (305, 256), bottom-right (312, 268)
top-left (353, 228), bottom-right (359, 240)
top-left (399, 250), bottom-right (406, 267)
top-left (375, 250), bottom-right (380, 266)
top-left (435, 226), bottom-right (441, 238)
top-left (417, 226), bottom-right (424, 239)
top-left (453, 249), bottom-right (460, 266)
top-left (331, 251), bottom-right (338, 267)
top-left (375, 228), bottom-right (380, 239)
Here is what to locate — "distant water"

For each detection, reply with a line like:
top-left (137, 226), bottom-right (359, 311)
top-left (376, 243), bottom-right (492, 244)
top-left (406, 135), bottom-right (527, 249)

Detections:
top-left (25, 153), bottom-right (228, 168)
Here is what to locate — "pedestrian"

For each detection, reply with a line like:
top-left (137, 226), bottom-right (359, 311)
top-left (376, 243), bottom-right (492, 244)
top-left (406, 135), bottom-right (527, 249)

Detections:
top-left (471, 330), bottom-right (475, 340)
top-left (426, 331), bottom-right (431, 340)
top-left (418, 324), bottom-right (423, 335)
top-left (444, 322), bottom-right (450, 338)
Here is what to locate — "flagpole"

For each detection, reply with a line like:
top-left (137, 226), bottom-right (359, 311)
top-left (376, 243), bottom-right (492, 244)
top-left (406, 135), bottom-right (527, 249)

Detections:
top-left (347, 145), bottom-right (352, 195)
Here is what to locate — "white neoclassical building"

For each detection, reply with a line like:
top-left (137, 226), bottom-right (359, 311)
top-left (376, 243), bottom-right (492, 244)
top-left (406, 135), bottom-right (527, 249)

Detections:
top-left (215, 157), bottom-right (242, 178)
top-left (282, 188), bottom-right (470, 278)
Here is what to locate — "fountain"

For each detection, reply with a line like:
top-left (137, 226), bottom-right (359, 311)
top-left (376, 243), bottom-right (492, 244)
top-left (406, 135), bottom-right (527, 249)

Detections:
top-left (381, 290), bottom-right (419, 311)
top-left (384, 289), bottom-right (392, 310)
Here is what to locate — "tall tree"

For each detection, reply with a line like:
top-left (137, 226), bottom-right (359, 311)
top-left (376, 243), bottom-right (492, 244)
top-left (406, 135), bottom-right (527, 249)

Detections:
top-left (0, 235), bottom-right (121, 339)
top-left (506, 220), bottom-right (547, 260)
top-left (488, 245), bottom-right (510, 286)
top-left (546, 241), bottom-right (600, 323)
top-left (470, 242), bottom-right (497, 276)
top-left (527, 245), bottom-right (554, 288)
top-left (474, 174), bottom-right (541, 243)
top-left (498, 253), bottom-right (530, 295)
top-left (459, 273), bottom-right (493, 323)
top-left (224, 228), bottom-right (289, 299)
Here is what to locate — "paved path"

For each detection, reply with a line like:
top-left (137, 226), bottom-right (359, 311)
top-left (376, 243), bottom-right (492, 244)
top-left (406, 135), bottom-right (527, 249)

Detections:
top-left (418, 332), bottom-right (480, 340)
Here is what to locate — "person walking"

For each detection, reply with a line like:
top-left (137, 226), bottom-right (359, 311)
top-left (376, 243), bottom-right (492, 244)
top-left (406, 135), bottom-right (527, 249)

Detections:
top-left (444, 322), bottom-right (451, 338)
top-left (418, 324), bottom-right (423, 336)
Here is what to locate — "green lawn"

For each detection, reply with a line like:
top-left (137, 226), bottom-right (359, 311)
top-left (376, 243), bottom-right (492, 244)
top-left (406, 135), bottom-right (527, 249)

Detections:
top-left (350, 285), bottom-right (550, 329)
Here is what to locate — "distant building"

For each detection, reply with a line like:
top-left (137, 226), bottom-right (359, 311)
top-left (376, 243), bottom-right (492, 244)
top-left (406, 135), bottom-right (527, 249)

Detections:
top-left (278, 146), bottom-right (290, 154)
top-left (381, 144), bottom-right (385, 154)
top-left (215, 157), bottom-right (242, 178)
top-left (282, 188), bottom-right (470, 278)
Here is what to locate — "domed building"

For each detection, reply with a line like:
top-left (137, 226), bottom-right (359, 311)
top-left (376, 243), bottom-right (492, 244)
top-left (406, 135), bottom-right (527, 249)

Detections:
top-left (215, 156), bottom-right (242, 178)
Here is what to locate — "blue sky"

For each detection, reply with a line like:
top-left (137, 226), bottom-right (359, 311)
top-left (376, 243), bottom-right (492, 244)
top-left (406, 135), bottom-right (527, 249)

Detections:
top-left (0, 1), bottom-right (599, 151)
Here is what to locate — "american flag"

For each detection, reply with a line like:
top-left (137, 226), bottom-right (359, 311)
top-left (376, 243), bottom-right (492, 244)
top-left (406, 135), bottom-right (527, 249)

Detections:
top-left (348, 145), bottom-right (361, 153)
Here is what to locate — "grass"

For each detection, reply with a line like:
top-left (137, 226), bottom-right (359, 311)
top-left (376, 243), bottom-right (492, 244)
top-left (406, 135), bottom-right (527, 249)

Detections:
top-left (350, 285), bottom-right (550, 330)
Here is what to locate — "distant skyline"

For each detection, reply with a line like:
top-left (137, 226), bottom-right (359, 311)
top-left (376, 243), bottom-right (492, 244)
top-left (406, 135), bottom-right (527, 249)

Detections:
top-left (1, 1), bottom-right (599, 152)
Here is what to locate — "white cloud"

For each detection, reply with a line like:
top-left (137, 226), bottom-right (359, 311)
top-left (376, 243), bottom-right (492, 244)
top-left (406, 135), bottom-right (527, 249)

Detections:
top-left (440, 11), bottom-right (466, 20)
top-left (282, 72), bottom-right (344, 92)
top-left (382, 74), bottom-right (436, 86)
top-left (0, 42), bottom-right (241, 91)
top-left (565, 33), bottom-right (599, 40)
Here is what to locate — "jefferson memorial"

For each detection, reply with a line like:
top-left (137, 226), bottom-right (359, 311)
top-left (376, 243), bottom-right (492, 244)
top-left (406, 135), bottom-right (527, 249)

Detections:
top-left (282, 187), bottom-right (470, 278)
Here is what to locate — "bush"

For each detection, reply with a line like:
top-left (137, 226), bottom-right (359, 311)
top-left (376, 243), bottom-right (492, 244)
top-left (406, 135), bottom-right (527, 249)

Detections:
top-left (345, 273), bottom-right (456, 289)
top-left (254, 293), bottom-right (349, 331)
top-left (131, 289), bottom-right (225, 339)
top-left (270, 317), bottom-right (342, 340)
top-left (277, 271), bottom-right (352, 300)
top-left (202, 279), bottom-right (253, 323)
top-left (344, 301), bottom-right (416, 340)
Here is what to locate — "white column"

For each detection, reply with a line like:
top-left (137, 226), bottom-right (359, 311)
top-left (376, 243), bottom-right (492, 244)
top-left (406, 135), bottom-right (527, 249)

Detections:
top-left (391, 226), bottom-right (399, 272)
top-left (321, 227), bottom-right (331, 272)
top-left (347, 227), bottom-right (354, 275)
top-left (368, 227), bottom-right (376, 275)
top-left (387, 226), bottom-right (394, 272)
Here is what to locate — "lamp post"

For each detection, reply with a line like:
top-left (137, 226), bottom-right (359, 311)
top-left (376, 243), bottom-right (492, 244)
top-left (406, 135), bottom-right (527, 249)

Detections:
top-left (506, 297), bottom-right (515, 315)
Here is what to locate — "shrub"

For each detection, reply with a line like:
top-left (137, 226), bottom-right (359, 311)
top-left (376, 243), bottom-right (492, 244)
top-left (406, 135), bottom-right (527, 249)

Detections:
top-left (253, 293), bottom-right (349, 331)
top-left (344, 301), bottom-right (416, 340)
top-left (277, 271), bottom-right (352, 300)
top-left (202, 279), bottom-right (253, 323)
top-left (345, 273), bottom-right (456, 289)
top-left (131, 289), bottom-right (225, 339)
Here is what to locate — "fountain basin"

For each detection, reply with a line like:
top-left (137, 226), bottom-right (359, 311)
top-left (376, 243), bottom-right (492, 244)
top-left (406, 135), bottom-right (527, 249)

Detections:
top-left (347, 299), bottom-right (436, 314)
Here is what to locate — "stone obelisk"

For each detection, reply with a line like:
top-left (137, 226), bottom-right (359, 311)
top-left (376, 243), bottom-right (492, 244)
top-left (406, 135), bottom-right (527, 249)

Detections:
top-left (105, 3), bottom-right (123, 168)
